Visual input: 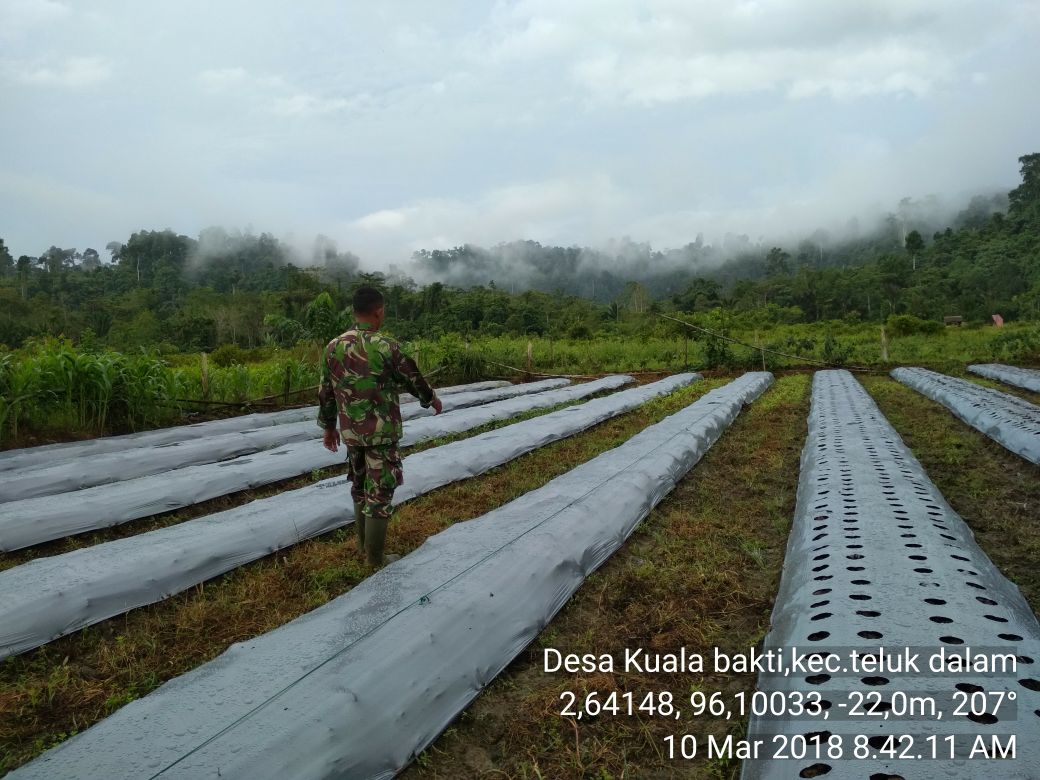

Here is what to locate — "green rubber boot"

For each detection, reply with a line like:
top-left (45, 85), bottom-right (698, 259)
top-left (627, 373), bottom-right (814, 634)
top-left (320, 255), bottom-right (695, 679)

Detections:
top-left (364, 513), bottom-right (390, 567)
top-left (353, 501), bottom-right (366, 552)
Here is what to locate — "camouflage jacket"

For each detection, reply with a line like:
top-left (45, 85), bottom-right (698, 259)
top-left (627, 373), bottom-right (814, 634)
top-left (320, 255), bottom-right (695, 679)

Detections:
top-left (318, 321), bottom-right (436, 446)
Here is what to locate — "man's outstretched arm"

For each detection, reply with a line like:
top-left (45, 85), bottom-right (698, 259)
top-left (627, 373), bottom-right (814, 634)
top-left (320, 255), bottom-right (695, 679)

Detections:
top-left (392, 344), bottom-right (442, 414)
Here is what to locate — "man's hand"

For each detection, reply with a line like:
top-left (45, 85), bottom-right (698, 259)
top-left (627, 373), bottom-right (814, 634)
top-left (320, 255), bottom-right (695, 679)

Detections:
top-left (431, 395), bottom-right (443, 415)
top-left (323, 429), bottom-right (340, 453)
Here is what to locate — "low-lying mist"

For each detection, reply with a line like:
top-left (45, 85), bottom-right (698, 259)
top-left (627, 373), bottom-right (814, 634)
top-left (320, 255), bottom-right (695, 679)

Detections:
top-left (393, 189), bottom-right (1008, 301)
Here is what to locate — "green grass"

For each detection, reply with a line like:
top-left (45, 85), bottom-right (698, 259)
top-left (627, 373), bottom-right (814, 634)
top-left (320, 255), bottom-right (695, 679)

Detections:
top-left (410, 322), bottom-right (1040, 378)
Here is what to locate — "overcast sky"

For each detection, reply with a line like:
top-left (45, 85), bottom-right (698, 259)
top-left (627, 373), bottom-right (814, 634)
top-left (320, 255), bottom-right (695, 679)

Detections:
top-left (2, 0), bottom-right (1039, 264)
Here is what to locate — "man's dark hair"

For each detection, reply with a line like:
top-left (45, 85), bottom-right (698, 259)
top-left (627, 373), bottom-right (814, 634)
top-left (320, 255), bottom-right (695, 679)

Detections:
top-left (352, 286), bottom-right (384, 315)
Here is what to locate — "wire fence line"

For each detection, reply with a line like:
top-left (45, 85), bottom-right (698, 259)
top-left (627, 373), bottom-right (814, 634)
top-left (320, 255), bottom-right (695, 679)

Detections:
top-left (656, 313), bottom-right (881, 374)
top-left (25, 322), bottom-right (871, 418)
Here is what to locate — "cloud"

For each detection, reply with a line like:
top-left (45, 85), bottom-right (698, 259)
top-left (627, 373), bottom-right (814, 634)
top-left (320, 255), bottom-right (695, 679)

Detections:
top-left (348, 172), bottom-right (861, 264)
top-left (0, 0), bottom-right (70, 43)
top-left (1, 0), bottom-right (1037, 262)
top-left (572, 42), bottom-right (949, 103)
top-left (269, 92), bottom-right (366, 117)
top-left (198, 67), bottom-right (249, 92)
top-left (345, 175), bottom-right (630, 258)
top-left (479, 0), bottom-right (1022, 105)
top-left (354, 209), bottom-right (408, 231)
top-left (10, 56), bottom-right (112, 87)
top-left (197, 66), bottom-right (365, 117)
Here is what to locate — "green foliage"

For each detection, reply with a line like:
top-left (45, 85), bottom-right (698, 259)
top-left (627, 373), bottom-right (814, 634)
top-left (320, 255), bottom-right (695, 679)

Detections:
top-left (0, 339), bottom-right (180, 442)
top-left (0, 353), bottom-right (37, 440)
top-left (673, 277), bottom-right (722, 312)
top-left (209, 343), bottom-right (246, 368)
top-left (262, 313), bottom-right (306, 347)
top-left (3, 156), bottom-right (1039, 362)
top-left (886, 314), bottom-right (944, 337)
top-left (704, 336), bottom-right (734, 369)
top-left (303, 291), bottom-right (349, 346)
top-left (988, 327), bottom-right (1040, 362)
top-left (170, 312), bottom-right (217, 350)
top-left (171, 354), bottom-right (318, 407)
top-left (0, 339), bottom-right (319, 443)
top-left (0, 238), bottom-right (13, 277)
top-left (2, 152), bottom-right (1040, 442)
top-left (821, 332), bottom-right (851, 366)
top-left (454, 351), bottom-right (486, 382)
top-left (905, 229), bottom-right (925, 257)
top-left (1009, 153), bottom-right (1040, 219)
top-left (3, 319), bottom-right (1036, 443)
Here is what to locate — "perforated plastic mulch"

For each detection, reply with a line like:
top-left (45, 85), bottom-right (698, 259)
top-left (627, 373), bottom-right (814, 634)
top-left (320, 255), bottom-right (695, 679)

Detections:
top-left (743, 370), bottom-right (1040, 780)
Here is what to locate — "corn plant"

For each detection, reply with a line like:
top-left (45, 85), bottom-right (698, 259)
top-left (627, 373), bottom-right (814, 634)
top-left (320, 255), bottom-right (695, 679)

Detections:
top-left (0, 340), bottom-right (182, 443)
top-left (0, 353), bottom-right (39, 440)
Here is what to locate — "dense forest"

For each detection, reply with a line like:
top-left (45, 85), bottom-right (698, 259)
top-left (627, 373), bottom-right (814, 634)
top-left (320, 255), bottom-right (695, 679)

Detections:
top-left (1, 154), bottom-right (1037, 353)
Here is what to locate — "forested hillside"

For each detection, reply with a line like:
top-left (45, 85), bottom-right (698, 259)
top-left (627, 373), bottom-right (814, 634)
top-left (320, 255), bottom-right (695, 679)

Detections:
top-left (1, 154), bottom-right (1037, 353)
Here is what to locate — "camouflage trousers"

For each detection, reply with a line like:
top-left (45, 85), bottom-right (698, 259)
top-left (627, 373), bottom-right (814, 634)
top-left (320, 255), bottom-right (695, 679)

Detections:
top-left (346, 443), bottom-right (403, 563)
top-left (346, 443), bottom-right (403, 520)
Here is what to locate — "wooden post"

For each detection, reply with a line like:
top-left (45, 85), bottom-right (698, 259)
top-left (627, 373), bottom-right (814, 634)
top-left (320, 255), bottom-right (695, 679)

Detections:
top-left (683, 332), bottom-right (689, 370)
top-left (526, 340), bottom-right (533, 378)
top-left (755, 330), bottom-right (766, 371)
top-left (880, 326), bottom-right (890, 363)
top-left (283, 364), bottom-right (292, 404)
top-left (200, 353), bottom-right (210, 401)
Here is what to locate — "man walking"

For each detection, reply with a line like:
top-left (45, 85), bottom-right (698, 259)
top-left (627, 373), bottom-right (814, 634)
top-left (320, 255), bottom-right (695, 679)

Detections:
top-left (318, 286), bottom-right (442, 566)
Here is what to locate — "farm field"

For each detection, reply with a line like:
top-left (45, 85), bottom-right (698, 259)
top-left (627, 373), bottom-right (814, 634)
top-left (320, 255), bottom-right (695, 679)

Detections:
top-left (1, 321), bottom-right (1037, 448)
top-left (6, 4), bottom-right (1040, 777)
top-left (1, 376), bottom-right (724, 772)
top-left (1, 362), bottom-right (1038, 778)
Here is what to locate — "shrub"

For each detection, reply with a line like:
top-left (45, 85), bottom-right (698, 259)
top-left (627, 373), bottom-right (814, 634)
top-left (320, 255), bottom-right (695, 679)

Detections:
top-left (886, 314), bottom-right (944, 337)
top-left (209, 343), bottom-right (246, 368)
top-left (703, 336), bottom-right (733, 369)
top-left (988, 328), bottom-right (1040, 361)
top-left (822, 332), bottom-right (851, 366)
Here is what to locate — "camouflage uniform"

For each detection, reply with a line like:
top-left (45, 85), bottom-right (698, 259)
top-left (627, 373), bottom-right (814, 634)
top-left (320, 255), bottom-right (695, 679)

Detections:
top-left (318, 321), bottom-right (436, 564)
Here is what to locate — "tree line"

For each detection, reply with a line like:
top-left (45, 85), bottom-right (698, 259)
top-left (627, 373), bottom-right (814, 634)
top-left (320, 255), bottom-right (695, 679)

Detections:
top-left (1, 153), bottom-right (1037, 354)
